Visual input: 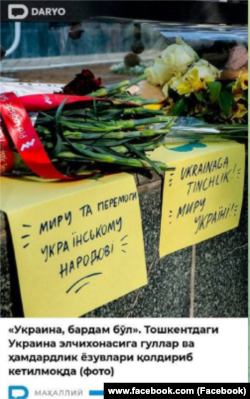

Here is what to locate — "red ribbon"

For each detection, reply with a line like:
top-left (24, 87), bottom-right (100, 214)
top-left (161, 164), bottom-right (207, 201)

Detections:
top-left (19, 93), bottom-right (96, 113)
top-left (0, 92), bottom-right (112, 180)
top-left (0, 121), bottom-right (14, 174)
top-left (0, 92), bottom-right (74, 179)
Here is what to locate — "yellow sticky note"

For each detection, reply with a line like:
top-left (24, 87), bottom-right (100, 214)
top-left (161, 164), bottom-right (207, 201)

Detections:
top-left (0, 173), bottom-right (147, 317)
top-left (151, 141), bottom-right (245, 257)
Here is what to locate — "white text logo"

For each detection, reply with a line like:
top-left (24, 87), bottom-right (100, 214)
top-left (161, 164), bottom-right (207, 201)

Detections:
top-left (8, 4), bottom-right (29, 20)
top-left (8, 5), bottom-right (66, 19)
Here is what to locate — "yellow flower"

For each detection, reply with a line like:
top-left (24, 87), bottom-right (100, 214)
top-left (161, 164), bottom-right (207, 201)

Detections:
top-left (177, 69), bottom-right (207, 95)
top-left (240, 77), bottom-right (248, 90)
top-left (232, 90), bottom-right (245, 102)
top-left (232, 103), bottom-right (248, 119)
top-left (232, 73), bottom-right (248, 101)
top-left (162, 60), bottom-right (219, 98)
top-left (235, 73), bottom-right (248, 91)
top-left (188, 59), bottom-right (220, 80)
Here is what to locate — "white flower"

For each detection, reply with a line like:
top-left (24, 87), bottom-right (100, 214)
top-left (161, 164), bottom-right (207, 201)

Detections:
top-left (188, 59), bottom-right (220, 80)
top-left (146, 58), bottom-right (173, 86)
top-left (161, 38), bottom-right (198, 74)
top-left (162, 74), bottom-right (183, 97)
top-left (162, 60), bottom-right (220, 97)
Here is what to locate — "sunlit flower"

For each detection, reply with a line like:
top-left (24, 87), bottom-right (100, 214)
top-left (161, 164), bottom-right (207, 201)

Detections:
top-left (234, 73), bottom-right (248, 91)
top-left (162, 60), bottom-right (220, 97)
top-left (162, 74), bottom-right (183, 97)
top-left (146, 58), bottom-right (173, 86)
top-left (187, 59), bottom-right (220, 81)
top-left (176, 69), bottom-right (207, 96)
top-left (232, 103), bottom-right (248, 119)
top-left (232, 73), bottom-right (248, 101)
top-left (161, 38), bottom-right (198, 74)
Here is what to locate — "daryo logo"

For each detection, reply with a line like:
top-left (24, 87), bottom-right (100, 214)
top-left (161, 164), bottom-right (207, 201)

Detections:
top-left (8, 4), bottom-right (66, 19)
top-left (8, 386), bottom-right (29, 399)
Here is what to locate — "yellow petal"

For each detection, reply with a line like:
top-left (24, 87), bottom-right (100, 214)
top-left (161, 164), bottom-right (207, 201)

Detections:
top-left (144, 104), bottom-right (163, 110)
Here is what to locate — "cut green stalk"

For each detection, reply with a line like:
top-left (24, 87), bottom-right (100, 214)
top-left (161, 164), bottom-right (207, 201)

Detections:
top-left (131, 98), bottom-right (159, 105)
top-left (57, 150), bottom-right (169, 171)
top-left (125, 143), bottom-right (163, 175)
top-left (61, 129), bottom-right (170, 139)
top-left (15, 72), bottom-right (246, 181)
top-left (87, 80), bottom-right (130, 97)
top-left (56, 116), bottom-right (172, 133)
top-left (123, 107), bottom-right (165, 116)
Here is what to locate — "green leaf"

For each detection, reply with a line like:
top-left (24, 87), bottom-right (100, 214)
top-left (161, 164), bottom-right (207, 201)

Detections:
top-left (226, 81), bottom-right (235, 90)
top-left (93, 99), bottom-right (99, 120)
top-left (169, 99), bottom-right (188, 116)
top-left (55, 97), bottom-right (69, 125)
top-left (53, 97), bottom-right (69, 156)
top-left (207, 81), bottom-right (222, 103)
top-left (194, 92), bottom-right (207, 103)
top-left (219, 91), bottom-right (234, 116)
top-left (126, 143), bottom-right (162, 176)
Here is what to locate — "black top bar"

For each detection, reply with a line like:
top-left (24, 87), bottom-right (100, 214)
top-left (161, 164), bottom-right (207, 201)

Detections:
top-left (1, 1), bottom-right (248, 24)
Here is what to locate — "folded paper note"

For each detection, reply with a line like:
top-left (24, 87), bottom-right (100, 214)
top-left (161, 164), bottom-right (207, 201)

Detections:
top-left (151, 141), bottom-right (245, 257)
top-left (0, 173), bottom-right (147, 317)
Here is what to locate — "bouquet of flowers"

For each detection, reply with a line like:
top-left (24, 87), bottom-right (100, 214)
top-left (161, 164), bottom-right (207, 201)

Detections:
top-left (0, 69), bottom-right (247, 180)
top-left (146, 39), bottom-right (248, 125)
